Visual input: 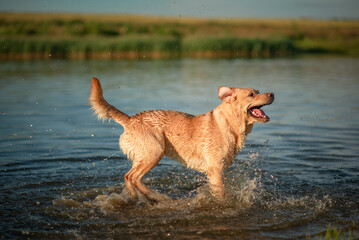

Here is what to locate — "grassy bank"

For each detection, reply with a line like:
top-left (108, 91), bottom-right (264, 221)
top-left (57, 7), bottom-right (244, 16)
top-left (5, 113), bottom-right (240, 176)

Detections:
top-left (0, 37), bottom-right (294, 59)
top-left (1, 12), bottom-right (358, 59)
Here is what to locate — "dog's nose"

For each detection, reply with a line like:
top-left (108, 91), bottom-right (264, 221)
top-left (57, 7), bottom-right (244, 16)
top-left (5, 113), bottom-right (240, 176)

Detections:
top-left (268, 93), bottom-right (274, 98)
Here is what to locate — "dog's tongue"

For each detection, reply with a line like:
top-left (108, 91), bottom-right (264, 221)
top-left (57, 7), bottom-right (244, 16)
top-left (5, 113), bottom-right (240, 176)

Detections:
top-left (251, 108), bottom-right (268, 118)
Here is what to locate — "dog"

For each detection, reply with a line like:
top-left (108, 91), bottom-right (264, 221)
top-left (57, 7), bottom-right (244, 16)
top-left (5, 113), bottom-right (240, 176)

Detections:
top-left (89, 77), bottom-right (274, 202)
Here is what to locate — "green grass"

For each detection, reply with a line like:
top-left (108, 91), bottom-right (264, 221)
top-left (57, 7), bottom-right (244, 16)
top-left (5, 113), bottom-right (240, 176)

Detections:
top-left (0, 37), bottom-right (295, 59)
top-left (306, 225), bottom-right (358, 240)
top-left (183, 37), bottom-right (294, 57)
top-left (321, 225), bottom-right (357, 240)
top-left (0, 17), bottom-right (183, 38)
top-left (1, 13), bottom-right (359, 59)
top-left (0, 38), bottom-right (165, 53)
top-left (295, 39), bottom-right (359, 56)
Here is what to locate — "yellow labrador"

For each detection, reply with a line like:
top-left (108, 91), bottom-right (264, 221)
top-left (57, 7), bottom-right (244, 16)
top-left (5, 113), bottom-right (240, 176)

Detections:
top-left (89, 77), bottom-right (274, 202)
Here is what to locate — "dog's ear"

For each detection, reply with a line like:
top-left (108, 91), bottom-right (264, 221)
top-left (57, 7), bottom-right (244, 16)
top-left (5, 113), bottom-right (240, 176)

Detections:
top-left (218, 87), bottom-right (234, 102)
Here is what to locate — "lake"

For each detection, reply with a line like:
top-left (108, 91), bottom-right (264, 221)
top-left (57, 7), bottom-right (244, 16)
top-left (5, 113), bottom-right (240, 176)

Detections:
top-left (0, 57), bottom-right (358, 239)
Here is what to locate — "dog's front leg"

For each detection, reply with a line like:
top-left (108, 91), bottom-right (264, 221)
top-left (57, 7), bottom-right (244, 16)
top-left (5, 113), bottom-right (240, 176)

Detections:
top-left (206, 166), bottom-right (225, 201)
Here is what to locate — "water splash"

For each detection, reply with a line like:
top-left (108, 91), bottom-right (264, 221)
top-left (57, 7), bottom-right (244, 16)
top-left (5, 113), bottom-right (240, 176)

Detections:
top-left (49, 154), bottom-right (337, 240)
top-left (51, 151), bottom-right (339, 240)
top-left (52, 171), bottom-right (260, 218)
top-left (52, 153), bottom-right (263, 215)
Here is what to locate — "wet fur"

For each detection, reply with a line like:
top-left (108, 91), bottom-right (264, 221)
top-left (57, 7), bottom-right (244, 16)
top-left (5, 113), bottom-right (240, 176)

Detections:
top-left (89, 77), bottom-right (274, 202)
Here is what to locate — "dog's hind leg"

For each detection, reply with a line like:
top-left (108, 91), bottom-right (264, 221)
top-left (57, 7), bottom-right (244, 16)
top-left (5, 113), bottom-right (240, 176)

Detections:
top-left (124, 133), bottom-right (166, 202)
top-left (124, 166), bottom-right (139, 199)
top-left (134, 157), bottom-right (163, 198)
top-left (125, 154), bottom-right (164, 202)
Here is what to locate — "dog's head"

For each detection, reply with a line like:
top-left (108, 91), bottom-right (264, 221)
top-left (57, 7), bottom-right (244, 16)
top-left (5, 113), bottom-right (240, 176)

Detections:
top-left (218, 87), bottom-right (274, 124)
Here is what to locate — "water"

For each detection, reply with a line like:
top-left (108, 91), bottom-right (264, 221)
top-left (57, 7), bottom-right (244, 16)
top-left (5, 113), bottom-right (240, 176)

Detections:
top-left (0, 57), bottom-right (358, 239)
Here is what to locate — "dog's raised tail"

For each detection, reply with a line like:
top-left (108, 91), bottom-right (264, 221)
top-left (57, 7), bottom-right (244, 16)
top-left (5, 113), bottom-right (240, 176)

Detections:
top-left (89, 77), bottom-right (130, 126)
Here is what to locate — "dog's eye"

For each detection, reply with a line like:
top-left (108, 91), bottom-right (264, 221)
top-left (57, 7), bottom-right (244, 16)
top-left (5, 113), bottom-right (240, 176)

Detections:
top-left (249, 93), bottom-right (255, 97)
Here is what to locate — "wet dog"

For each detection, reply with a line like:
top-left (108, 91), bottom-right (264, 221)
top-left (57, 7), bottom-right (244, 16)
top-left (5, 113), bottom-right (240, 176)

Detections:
top-left (89, 77), bottom-right (274, 202)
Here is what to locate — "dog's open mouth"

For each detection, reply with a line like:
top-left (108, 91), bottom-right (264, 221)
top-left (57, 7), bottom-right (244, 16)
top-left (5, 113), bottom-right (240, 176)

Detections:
top-left (248, 105), bottom-right (270, 122)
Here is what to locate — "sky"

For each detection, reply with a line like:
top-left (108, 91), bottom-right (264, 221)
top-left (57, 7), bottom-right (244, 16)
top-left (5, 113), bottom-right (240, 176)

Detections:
top-left (0, 0), bottom-right (358, 19)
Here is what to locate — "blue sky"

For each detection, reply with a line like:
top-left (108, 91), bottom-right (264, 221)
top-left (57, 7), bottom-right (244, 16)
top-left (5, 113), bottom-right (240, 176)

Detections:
top-left (0, 0), bottom-right (358, 19)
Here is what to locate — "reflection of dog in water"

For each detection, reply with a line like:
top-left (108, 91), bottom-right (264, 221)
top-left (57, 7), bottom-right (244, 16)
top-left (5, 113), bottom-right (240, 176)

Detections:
top-left (89, 77), bottom-right (274, 202)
